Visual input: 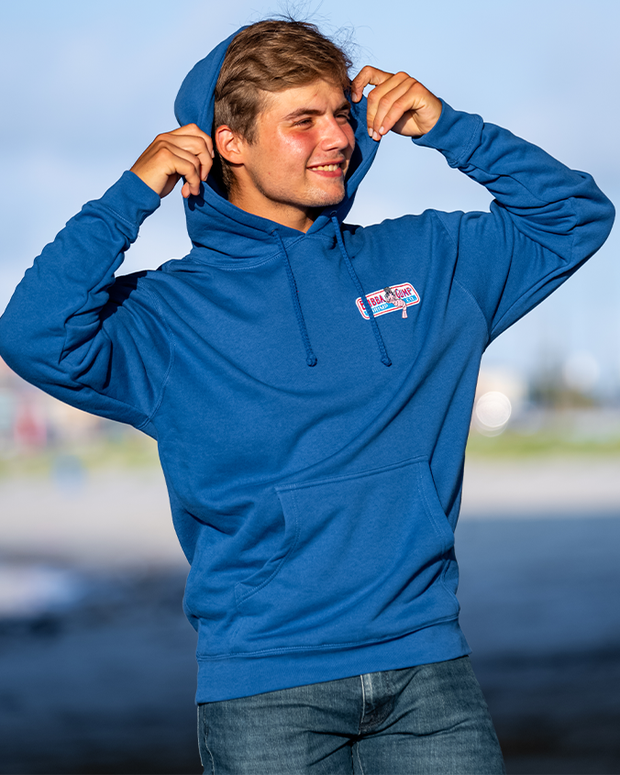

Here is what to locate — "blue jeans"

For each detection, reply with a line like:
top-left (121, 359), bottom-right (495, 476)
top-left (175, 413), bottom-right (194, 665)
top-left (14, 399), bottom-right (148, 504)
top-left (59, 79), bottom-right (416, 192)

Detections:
top-left (197, 656), bottom-right (505, 774)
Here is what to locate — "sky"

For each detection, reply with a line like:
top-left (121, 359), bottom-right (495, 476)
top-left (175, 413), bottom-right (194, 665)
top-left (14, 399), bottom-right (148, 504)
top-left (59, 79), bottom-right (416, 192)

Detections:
top-left (1, 0), bottom-right (618, 393)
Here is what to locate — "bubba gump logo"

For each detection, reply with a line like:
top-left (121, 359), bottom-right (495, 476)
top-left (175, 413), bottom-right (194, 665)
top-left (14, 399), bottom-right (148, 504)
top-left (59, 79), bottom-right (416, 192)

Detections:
top-left (356, 283), bottom-right (420, 320)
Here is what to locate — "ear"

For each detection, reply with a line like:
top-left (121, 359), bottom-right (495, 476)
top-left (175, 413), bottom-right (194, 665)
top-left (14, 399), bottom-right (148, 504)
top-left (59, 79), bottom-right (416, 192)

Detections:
top-left (214, 125), bottom-right (246, 164)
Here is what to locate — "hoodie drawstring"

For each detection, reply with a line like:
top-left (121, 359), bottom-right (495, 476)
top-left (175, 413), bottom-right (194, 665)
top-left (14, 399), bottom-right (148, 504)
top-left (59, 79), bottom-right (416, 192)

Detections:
top-left (273, 230), bottom-right (318, 367)
top-left (331, 215), bottom-right (392, 367)
top-left (273, 221), bottom-right (392, 369)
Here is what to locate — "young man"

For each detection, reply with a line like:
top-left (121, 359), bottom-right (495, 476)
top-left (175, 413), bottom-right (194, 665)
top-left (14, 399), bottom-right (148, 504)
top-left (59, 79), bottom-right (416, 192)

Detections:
top-left (0, 18), bottom-right (614, 775)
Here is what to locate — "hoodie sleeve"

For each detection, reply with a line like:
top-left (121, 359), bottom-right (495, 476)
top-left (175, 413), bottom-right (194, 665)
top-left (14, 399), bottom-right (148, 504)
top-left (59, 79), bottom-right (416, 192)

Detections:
top-left (0, 171), bottom-right (168, 436)
top-left (413, 101), bottom-right (615, 341)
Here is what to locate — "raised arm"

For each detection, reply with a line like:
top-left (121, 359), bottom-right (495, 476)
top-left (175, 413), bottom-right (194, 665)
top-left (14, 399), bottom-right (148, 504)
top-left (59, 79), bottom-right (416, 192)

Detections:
top-left (0, 126), bottom-right (213, 431)
top-left (352, 65), bottom-right (615, 339)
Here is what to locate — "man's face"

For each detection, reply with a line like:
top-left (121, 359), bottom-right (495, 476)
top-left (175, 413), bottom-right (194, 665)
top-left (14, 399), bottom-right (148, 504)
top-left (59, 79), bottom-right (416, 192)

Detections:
top-left (230, 79), bottom-right (355, 232)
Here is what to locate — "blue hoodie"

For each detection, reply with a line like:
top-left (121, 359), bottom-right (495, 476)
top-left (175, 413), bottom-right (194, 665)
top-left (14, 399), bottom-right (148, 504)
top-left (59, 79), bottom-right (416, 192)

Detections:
top-left (0, 30), bottom-right (614, 703)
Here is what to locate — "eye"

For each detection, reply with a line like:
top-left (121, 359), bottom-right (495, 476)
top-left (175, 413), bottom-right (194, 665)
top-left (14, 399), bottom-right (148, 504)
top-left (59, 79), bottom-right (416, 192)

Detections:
top-left (294, 117), bottom-right (313, 127)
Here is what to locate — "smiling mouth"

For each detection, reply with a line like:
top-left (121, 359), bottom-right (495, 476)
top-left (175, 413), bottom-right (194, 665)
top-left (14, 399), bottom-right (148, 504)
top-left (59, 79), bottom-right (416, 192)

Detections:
top-left (312, 163), bottom-right (342, 172)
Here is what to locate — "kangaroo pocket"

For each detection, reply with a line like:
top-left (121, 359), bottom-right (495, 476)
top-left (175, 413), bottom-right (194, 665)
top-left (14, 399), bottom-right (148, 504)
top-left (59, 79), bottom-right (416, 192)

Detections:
top-left (233, 456), bottom-right (459, 653)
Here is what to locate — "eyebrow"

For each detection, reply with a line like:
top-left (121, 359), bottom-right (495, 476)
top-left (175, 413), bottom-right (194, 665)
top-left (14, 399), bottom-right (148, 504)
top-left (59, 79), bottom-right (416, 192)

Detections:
top-left (282, 101), bottom-right (351, 121)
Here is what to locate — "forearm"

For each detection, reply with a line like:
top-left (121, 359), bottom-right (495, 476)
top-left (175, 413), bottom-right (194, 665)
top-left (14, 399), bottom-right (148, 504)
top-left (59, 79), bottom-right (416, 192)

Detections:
top-left (414, 101), bottom-right (615, 336)
top-left (416, 100), bottom-right (613, 245)
top-left (0, 171), bottom-right (161, 423)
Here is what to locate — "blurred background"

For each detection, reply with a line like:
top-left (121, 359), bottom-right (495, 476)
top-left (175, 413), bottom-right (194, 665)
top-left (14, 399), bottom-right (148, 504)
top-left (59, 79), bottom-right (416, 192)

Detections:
top-left (1, 1), bottom-right (619, 773)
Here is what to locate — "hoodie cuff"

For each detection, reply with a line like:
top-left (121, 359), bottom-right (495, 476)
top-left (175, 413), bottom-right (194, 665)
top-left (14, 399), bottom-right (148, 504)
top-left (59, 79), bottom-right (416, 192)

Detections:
top-left (412, 99), bottom-right (484, 169)
top-left (97, 170), bottom-right (162, 229)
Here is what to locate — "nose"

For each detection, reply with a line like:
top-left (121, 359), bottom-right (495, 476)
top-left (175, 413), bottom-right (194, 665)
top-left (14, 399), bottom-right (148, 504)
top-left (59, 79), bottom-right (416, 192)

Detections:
top-left (321, 115), bottom-right (354, 152)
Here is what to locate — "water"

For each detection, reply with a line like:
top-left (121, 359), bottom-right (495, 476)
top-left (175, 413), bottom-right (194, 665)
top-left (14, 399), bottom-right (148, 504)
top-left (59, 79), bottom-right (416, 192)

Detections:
top-left (457, 512), bottom-right (620, 656)
top-left (0, 560), bottom-right (86, 618)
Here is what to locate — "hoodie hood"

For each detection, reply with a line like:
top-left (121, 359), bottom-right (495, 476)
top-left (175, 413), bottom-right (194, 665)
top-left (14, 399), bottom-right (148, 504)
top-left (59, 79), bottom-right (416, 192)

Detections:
top-left (173, 26), bottom-right (379, 252)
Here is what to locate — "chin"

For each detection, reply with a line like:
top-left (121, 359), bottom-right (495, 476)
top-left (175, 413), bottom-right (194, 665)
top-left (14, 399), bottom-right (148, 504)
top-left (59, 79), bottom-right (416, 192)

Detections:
top-left (308, 188), bottom-right (346, 208)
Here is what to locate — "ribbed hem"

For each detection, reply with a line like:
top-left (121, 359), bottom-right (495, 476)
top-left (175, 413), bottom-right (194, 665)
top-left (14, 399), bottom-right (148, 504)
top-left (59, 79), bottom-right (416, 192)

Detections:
top-left (195, 619), bottom-right (470, 703)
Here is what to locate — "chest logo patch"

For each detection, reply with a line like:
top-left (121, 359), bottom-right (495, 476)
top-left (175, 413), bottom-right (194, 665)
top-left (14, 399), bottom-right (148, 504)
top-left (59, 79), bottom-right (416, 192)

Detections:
top-left (356, 283), bottom-right (420, 320)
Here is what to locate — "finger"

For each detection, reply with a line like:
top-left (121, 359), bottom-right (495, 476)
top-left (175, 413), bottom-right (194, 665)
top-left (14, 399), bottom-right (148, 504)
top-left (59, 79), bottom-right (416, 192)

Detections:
top-left (158, 151), bottom-right (201, 199)
top-left (350, 65), bottom-right (392, 103)
top-left (146, 142), bottom-right (203, 197)
top-left (166, 126), bottom-right (214, 180)
top-left (168, 147), bottom-right (204, 196)
top-left (169, 123), bottom-right (212, 147)
top-left (170, 124), bottom-right (214, 152)
top-left (131, 126), bottom-right (214, 197)
top-left (364, 71), bottom-right (412, 140)
top-left (369, 74), bottom-right (420, 137)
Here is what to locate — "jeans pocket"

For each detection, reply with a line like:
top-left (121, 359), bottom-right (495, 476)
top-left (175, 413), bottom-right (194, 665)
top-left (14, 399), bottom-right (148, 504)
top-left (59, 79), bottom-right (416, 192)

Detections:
top-left (233, 456), bottom-right (459, 651)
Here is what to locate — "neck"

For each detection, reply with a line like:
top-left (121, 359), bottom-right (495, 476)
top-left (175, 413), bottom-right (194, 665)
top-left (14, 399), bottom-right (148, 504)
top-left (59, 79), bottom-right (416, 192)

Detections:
top-left (228, 186), bottom-right (317, 233)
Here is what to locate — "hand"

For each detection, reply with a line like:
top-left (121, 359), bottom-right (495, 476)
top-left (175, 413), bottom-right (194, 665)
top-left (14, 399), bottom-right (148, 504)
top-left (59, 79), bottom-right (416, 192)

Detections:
top-left (130, 124), bottom-right (214, 199)
top-left (350, 67), bottom-right (442, 141)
